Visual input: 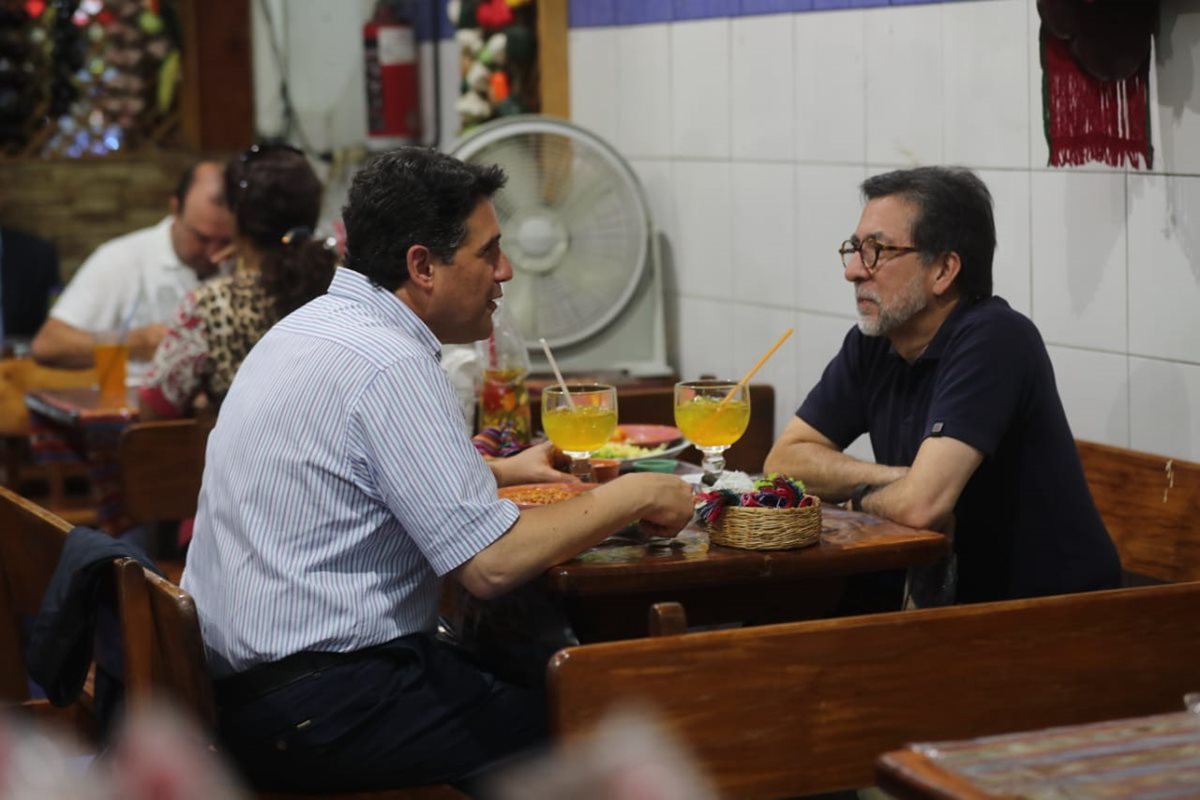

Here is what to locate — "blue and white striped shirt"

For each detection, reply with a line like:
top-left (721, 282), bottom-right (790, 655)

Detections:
top-left (182, 267), bottom-right (519, 677)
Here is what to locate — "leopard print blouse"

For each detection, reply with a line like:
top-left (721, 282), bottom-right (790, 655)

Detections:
top-left (140, 274), bottom-right (274, 417)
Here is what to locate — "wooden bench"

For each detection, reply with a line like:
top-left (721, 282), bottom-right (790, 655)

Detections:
top-left (0, 486), bottom-right (96, 739)
top-left (549, 584), bottom-right (1200, 799)
top-left (114, 560), bottom-right (467, 799)
top-left (1076, 440), bottom-right (1200, 582)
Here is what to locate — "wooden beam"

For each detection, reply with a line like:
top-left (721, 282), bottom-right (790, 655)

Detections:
top-left (537, 0), bottom-right (569, 118)
top-left (178, 0), bottom-right (254, 151)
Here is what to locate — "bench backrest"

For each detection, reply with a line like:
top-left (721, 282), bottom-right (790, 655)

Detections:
top-left (118, 418), bottom-right (213, 523)
top-left (0, 486), bottom-right (74, 703)
top-left (549, 583), bottom-right (1200, 799)
top-left (1077, 440), bottom-right (1200, 582)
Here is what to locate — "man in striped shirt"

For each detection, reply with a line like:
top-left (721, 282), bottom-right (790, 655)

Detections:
top-left (181, 147), bottom-right (693, 794)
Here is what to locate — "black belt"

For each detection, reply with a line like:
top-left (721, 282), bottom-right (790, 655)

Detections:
top-left (214, 637), bottom-right (417, 707)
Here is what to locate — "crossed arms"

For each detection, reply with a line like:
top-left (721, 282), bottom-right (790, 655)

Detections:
top-left (763, 416), bottom-right (983, 533)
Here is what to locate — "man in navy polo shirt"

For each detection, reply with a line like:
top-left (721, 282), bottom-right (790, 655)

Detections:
top-left (764, 166), bottom-right (1119, 604)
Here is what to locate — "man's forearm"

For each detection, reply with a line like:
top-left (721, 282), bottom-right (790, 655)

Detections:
top-left (31, 319), bottom-right (97, 368)
top-left (765, 441), bottom-right (906, 501)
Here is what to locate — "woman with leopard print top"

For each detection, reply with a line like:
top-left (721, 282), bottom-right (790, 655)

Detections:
top-left (139, 145), bottom-right (338, 418)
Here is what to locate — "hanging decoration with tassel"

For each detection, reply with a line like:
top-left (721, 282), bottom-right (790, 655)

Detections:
top-left (1039, 0), bottom-right (1157, 170)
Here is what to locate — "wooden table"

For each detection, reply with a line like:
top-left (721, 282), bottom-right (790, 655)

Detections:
top-left (26, 387), bottom-right (140, 532)
top-left (877, 711), bottom-right (1200, 800)
top-left (544, 506), bottom-right (948, 640)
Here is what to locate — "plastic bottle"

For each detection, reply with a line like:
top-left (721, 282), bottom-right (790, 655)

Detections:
top-left (475, 299), bottom-right (531, 444)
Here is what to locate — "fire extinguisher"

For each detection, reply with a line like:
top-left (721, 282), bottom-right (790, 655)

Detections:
top-left (363, 5), bottom-right (420, 149)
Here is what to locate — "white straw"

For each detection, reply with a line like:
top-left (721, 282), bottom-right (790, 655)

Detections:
top-left (539, 337), bottom-right (576, 410)
top-left (117, 292), bottom-right (143, 343)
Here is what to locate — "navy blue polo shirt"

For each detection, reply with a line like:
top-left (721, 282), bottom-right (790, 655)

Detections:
top-left (798, 296), bottom-right (1120, 603)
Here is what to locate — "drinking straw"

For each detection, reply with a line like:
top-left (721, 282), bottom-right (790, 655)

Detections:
top-left (539, 337), bottom-right (576, 410)
top-left (117, 292), bottom-right (143, 343)
top-left (718, 328), bottom-right (794, 406)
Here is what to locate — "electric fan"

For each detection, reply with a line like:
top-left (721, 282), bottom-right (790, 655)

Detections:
top-left (450, 115), bottom-right (671, 376)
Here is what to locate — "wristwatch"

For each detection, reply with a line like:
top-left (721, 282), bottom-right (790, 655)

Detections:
top-left (850, 483), bottom-right (875, 512)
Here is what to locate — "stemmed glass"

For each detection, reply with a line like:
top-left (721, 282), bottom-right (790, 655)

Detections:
top-left (674, 380), bottom-right (751, 485)
top-left (541, 383), bottom-right (618, 481)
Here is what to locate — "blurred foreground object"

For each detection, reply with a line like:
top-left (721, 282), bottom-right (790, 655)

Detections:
top-left (488, 709), bottom-right (717, 800)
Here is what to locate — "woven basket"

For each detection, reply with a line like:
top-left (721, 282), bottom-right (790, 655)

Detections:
top-left (706, 497), bottom-right (822, 550)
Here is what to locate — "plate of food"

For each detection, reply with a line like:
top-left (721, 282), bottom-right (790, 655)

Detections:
top-left (613, 424), bottom-right (683, 447)
top-left (590, 439), bottom-right (691, 464)
top-left (498, 482), bottom-right (595, 509)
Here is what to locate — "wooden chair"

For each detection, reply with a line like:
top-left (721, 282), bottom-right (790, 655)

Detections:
top-left (118, 418), bottom-right (213, 524)
top-left (1076, 440), bottom-right (1200, 582)
top-left (114, 560), bottom-right (467, 799)
top-left (549, 582), bottom-right (1200, 799)
top-left (0, 486), bottom-right (95, 738)
top-left (0, 357), bottom-right (99, 525)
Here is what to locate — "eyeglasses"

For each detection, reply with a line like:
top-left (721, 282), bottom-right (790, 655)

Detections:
top-left (838, 237), bottom-right (920, 272)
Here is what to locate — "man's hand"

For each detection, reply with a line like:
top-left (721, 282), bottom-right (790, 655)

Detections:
top-left (860, 437), bottom-right (982, 532)
top-left (489, 441), bottom-right (576, 487)
top-left (124, 324), bottom-right (170, 361)
top-left (623, 472), bottom-right (695, 539)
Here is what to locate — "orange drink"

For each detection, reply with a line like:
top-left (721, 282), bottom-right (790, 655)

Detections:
top-left (94, 340), bottom-right (128, 399)
top-left (675, 396), bottom-right (750, 448)
top-left (543, 405), bottom-right (617, 454)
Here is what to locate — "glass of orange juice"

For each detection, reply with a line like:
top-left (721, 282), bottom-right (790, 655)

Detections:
top-left (674, 380), bottom-right (751, 484)
top-left (93, 332), bottom-right (128, 400)
top-left (541, 383), bottom-right (618, 481)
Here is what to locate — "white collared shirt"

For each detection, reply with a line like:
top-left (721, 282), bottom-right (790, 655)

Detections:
top-left (182, 267), bottom-right (518, 677)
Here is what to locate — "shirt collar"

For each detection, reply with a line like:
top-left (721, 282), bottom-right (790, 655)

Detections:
top-left (153, 216), bottom-right (188, 271)
top-left (908, 297), bottom-right (978, 363)
top-left (327, 266), bottom-right (442, 358)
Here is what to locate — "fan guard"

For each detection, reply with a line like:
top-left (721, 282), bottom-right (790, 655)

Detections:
top-left (451, 116), bottom-right (651, 350)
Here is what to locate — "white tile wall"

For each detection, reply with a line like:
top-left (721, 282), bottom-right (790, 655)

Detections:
top-left (569, 28), bottom-right (621, 148)
top-left (1047, 346), bottom-right (1129, 447)
top-left (617, 24), bottom-right (673, 157)
top-left (731, 15), bottom-right (794, 162)
top-left (1154, 3), bottom-right (1200, 175)
top-left (864, 4), bottom-right (944, 166)
top-left (978, 169), bottom-right (1032, 317)
top-left (675, 295), bottom-right (735, 382)
top-left (670, 18), bottom-right (731, 159)
top-left (795, 164), bottom-right (867, 315)
top-left (943, 0), bottom-right (1029, 170)
top-left (731, 303), bottom-right (799, 441)
top-left (1030, 171), bottom-right (1127, 352)
top-left (793, 10), bottom-right (864, 165)
top-left (1128, 173), bottom-right (1200, 364)
top-left (1129, 356), bottom-right (1200, 461)
top-left (670, 161), bottom-right (734, 299)
top-left (566, 0), bottom-right (1200, 462)
top-left (732, 162), bottom-right (796, 304)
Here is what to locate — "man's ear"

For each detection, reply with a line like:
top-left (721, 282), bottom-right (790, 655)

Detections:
top-left (407, 244), bottom-right (435, 289)
top-left (931, 251), bottom-right (962, 298)
top-left (169, 196), bottom-right (180, 217)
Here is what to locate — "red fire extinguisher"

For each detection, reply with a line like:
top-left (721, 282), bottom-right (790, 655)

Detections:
top-left (363, 6), bottom-right (420, 149)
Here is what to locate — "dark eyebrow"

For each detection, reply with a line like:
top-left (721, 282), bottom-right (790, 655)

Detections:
top-left (476, 234), bottom-right (501, 258)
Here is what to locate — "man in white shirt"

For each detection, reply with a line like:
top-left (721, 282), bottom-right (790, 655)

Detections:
top-left (31, 161), bottom-right (234, 368)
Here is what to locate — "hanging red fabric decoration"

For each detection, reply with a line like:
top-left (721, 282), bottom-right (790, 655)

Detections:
top-left (1038, 0), bottom-right (1157, 169)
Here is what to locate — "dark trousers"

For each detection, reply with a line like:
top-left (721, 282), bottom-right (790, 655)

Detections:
top-left (214, 633), bottom-right (548, 794)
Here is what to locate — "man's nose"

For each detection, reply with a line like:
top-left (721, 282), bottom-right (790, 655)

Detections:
top-left (843, 255), bottom-right (869, 283)
top-left (496, 251), bottom-right (513, 282)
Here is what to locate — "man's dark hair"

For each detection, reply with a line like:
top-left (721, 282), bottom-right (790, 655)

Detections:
top-left (341, 147), bottom-right (507, 291)
top-left (861, 166), bottom-right (995, 301)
